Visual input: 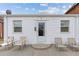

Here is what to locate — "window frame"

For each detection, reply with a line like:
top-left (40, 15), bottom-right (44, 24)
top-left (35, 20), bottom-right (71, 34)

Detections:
top-left (13, 20), bottom-right (22, 33)
top-left (60, 20), bottom-right (69, 32)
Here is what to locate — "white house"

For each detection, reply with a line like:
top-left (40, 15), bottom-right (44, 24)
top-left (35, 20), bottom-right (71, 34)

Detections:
top-left (2, 14), bottom-right (79, 45)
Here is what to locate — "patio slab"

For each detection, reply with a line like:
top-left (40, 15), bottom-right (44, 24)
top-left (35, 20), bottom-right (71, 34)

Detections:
top-left (0, 45), bottom-right (79, 56)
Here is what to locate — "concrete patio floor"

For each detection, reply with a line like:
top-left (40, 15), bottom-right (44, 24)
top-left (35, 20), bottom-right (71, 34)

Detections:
top-left (0, 45), bottom-right (79, 56)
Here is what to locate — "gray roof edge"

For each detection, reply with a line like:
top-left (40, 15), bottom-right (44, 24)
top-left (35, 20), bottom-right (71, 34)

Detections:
top-left (0, 14), bottom-right (79, 17)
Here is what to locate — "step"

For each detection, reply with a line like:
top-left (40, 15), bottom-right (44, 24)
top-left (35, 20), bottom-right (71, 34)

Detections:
top-left (31, 44), bottom-right (52, 49)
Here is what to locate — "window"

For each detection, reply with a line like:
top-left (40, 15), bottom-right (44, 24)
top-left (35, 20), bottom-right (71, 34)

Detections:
top-left (13, 20), bottom-right (22, 32)
top-left (38, 22), bottom-right (45, 36)
top-left (61, 20), bottom-right (69, 32)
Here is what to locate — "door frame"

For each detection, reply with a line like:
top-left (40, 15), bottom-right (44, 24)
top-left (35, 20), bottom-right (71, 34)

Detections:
top-left (35, 20), bottom-right (47, 43)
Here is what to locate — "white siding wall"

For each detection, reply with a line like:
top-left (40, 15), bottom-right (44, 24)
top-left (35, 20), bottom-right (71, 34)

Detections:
top-left (46, 17), bottom-right (76, 44)
top-left (5, 16), bottom-right (76, 45)
top-left (76, 16), bottom-right (79, 43)
top-left (7, 17), bottom-right (37, 44)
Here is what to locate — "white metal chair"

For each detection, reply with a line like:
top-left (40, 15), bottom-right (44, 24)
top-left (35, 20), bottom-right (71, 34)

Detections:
top-left (55, 38), bottom-right (67, 50)
top-left (68, 38), bottom-right (79, 51)
top-left (1, 36), bottom-right (14, 50)
top-left (18, 36), bottom-right (26, 49)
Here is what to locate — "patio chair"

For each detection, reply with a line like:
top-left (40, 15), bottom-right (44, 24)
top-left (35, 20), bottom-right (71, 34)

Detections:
top-left (18, 36), bottom-right (26, 49)
top-left (55, 38), bottom-right (67, 50)
top-left (68, 38), bottom-right (79, 51)
top-left (1, 36), bottom-right (14, 50)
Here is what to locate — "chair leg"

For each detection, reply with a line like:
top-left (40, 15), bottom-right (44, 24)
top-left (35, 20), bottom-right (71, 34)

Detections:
top-left (18, 45), bottom-right (22, 50)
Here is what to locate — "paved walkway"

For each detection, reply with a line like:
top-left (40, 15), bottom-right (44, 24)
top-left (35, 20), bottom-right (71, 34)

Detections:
top-left (0, 45), bottom-right (79, 56)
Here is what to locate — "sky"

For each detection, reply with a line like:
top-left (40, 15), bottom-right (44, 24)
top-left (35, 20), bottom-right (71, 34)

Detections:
top-left (0, 3), bottom-right (74, 14)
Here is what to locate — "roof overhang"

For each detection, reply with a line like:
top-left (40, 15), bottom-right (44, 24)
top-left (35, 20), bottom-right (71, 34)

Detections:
top-left (0, 14), bottom-right (79, 17)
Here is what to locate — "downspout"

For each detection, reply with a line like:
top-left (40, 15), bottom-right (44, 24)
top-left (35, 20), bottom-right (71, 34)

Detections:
top-left (3, 16), bottom-right (8, 43)
top-left (75, 15), bottom-right (78, 43)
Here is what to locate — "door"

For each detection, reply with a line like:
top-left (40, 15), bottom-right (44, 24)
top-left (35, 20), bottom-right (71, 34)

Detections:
top-left (35, 21), bottom-right (46, 43)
